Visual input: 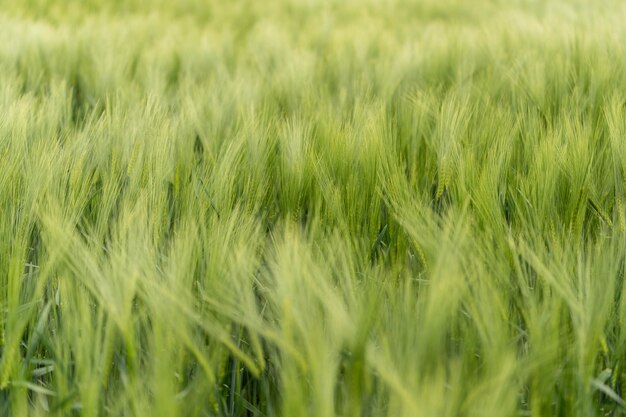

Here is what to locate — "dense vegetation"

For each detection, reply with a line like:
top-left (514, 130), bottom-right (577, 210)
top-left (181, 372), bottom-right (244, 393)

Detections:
top-left (2, 0), bottom-right (626, 415)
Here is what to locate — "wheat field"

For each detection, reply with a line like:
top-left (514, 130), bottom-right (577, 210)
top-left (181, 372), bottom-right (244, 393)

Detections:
top-left (2, 0), bottom-right (626, 416)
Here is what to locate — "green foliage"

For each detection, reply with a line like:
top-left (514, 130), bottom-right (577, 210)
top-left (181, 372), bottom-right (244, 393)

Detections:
top-left (1, 0), bottom-right (626, 415)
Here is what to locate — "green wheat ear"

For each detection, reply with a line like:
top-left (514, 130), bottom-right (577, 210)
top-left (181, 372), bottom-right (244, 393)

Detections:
top-left (127, 141), bottom-right (141, 176)
top-left (436, 158), bottom-right (450, 200)
top-left (111, 148), bottom-right (119, 174)
top-left (548, 221), bottom-right (558, 246)
top-left (0, 340), bottom-right (16, 389)
top-left (600, 334), bottom-right (609, 357)
top-left (617, 196), bottom-right (626, 233)
top-left (571, 187), bottom-right (587, 236)
top-left (588, 197), bottom-right (612, 227)
top-left (412, 240), bottom-right (428, 271)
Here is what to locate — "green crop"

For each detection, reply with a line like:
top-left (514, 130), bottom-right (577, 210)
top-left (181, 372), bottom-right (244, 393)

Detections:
top-left (1, 0), bottom-right (626, 416)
